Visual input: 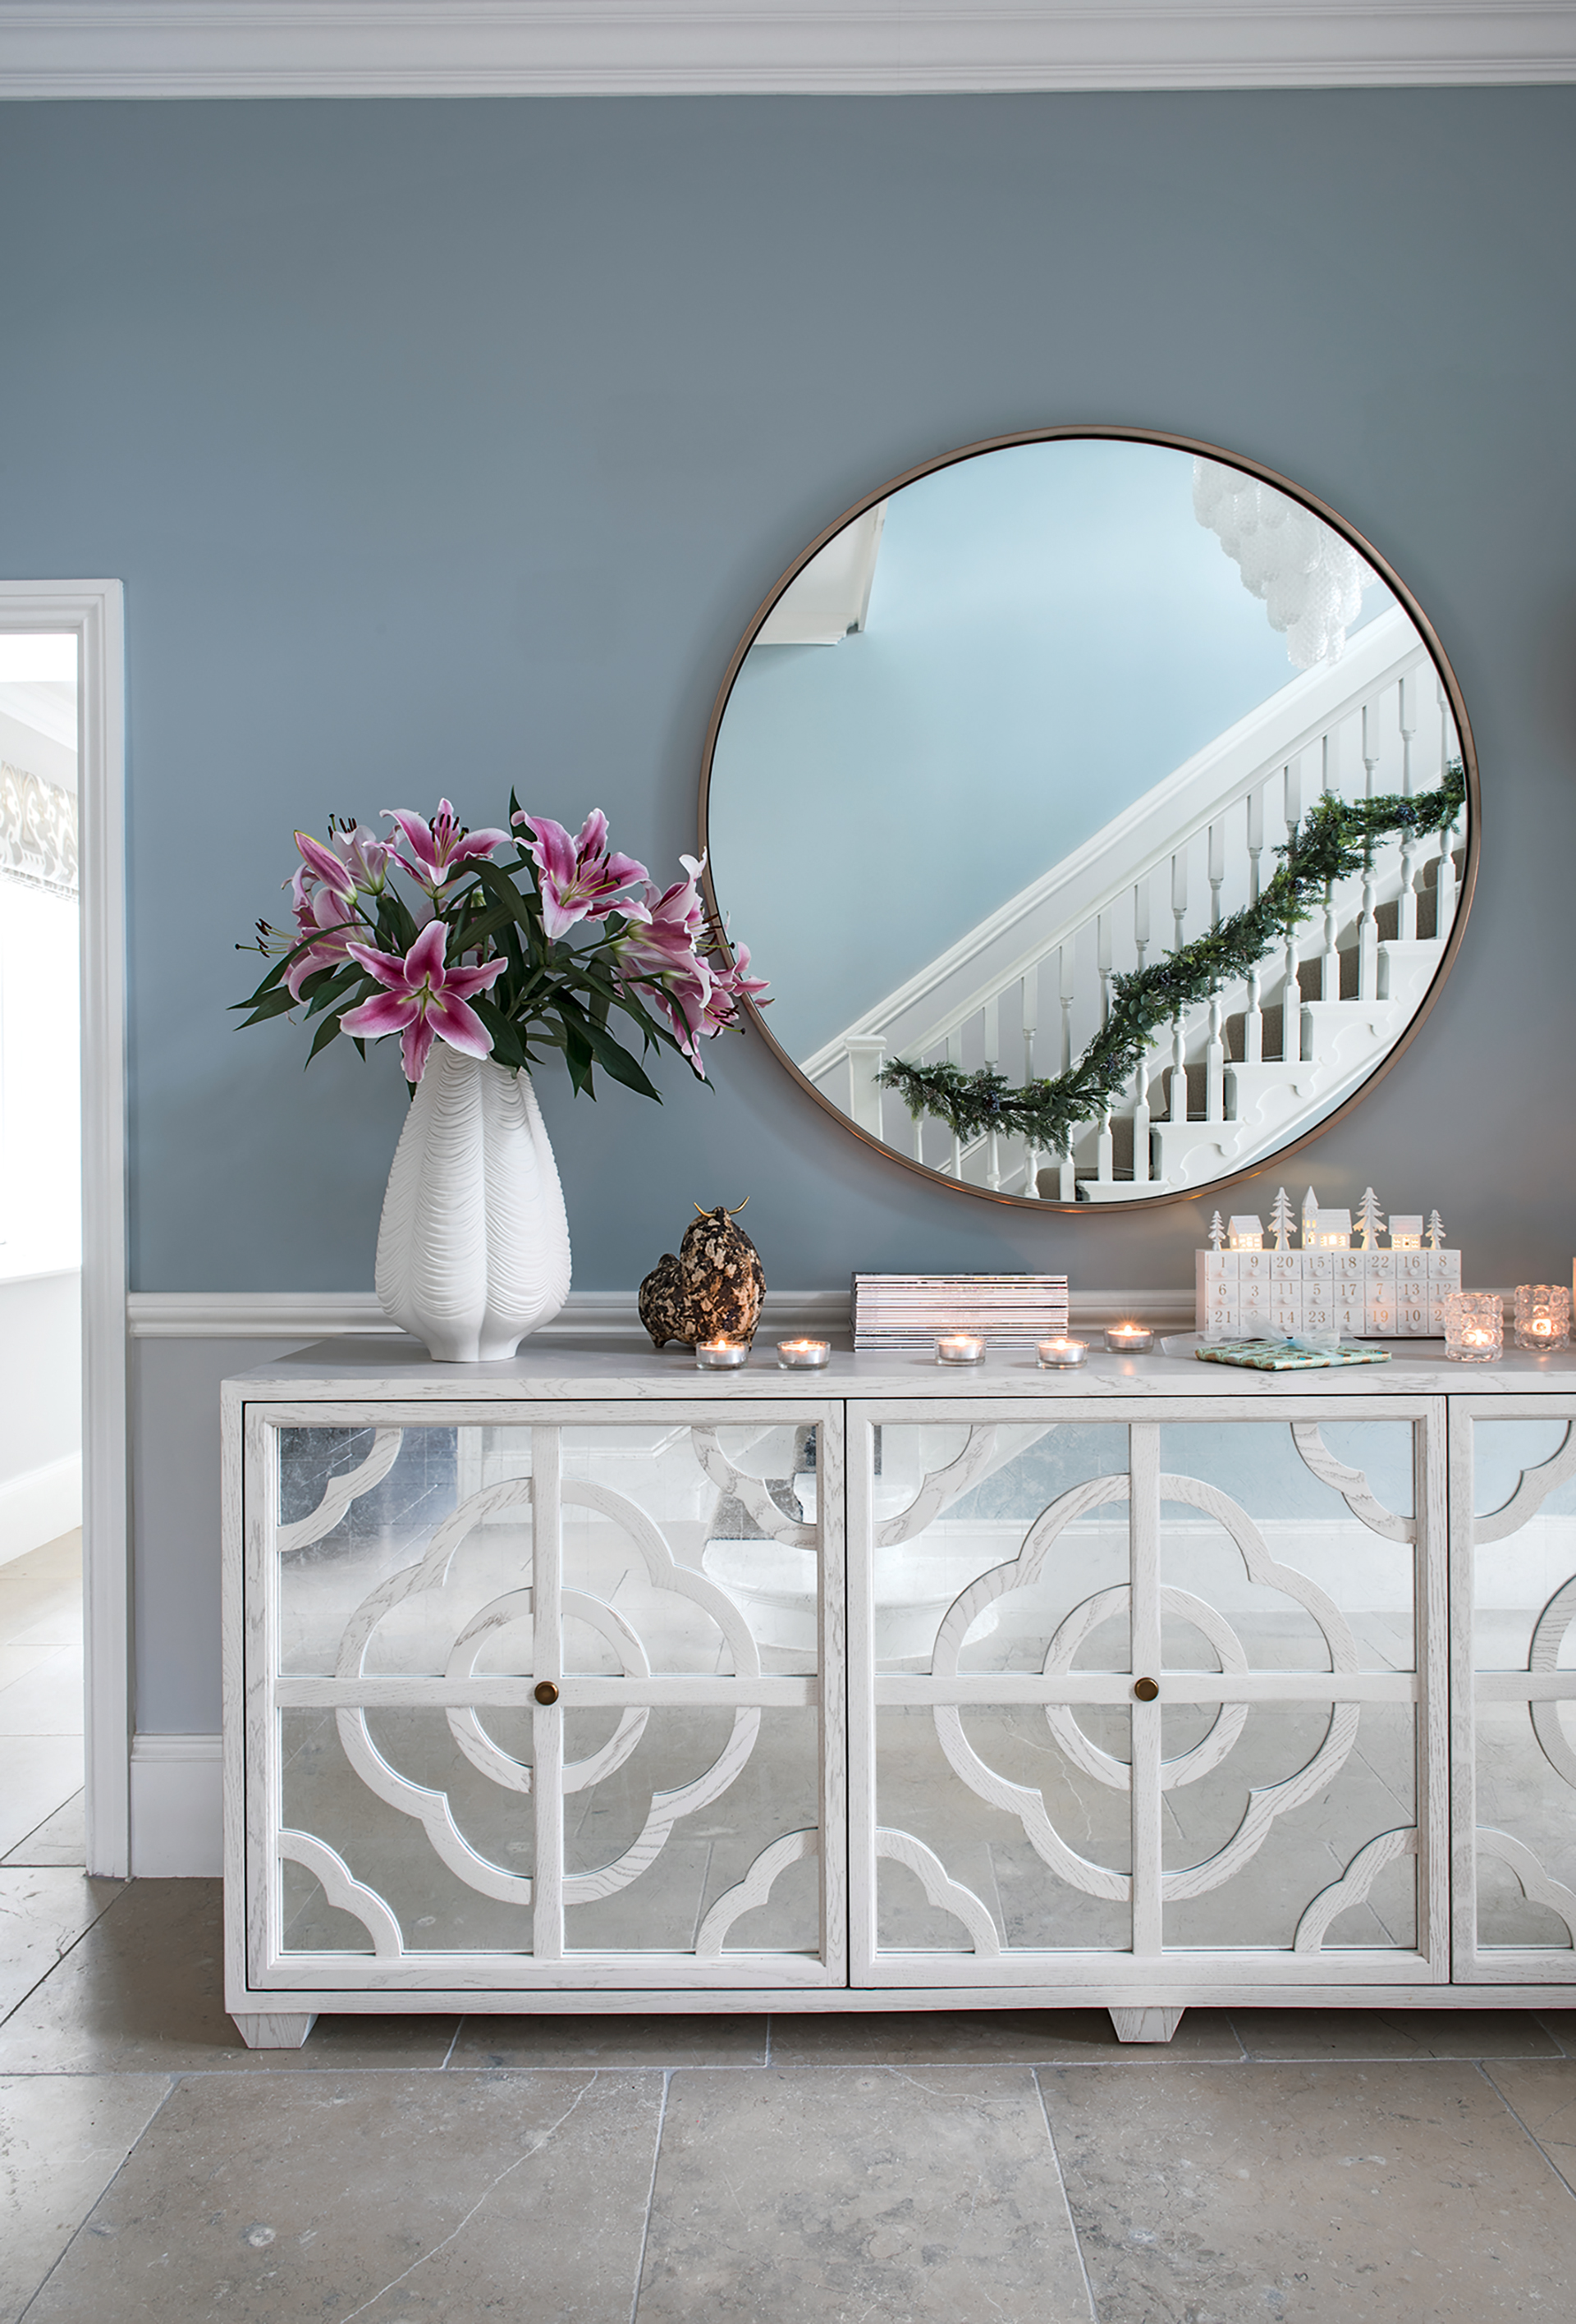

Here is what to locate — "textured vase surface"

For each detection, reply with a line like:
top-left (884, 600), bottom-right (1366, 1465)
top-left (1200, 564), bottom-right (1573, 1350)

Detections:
top-left (374, 1046), bottom-right (571, 1361)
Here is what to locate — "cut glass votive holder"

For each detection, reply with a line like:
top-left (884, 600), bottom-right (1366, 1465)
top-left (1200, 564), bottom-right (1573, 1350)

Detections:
top-left (1442, 1291), bottom-right (1503, 1364)
top-left (1514, 1284), bottom-right (1570, 1353)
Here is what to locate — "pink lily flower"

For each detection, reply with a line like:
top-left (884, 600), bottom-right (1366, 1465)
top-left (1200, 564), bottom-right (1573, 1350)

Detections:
top-left (701, 940), bottom-right (770, 1035)
top-left (332, 819), bottom-right (390, 894)
top-left (515, 808), bottom-right (649, 943)
top-left (293, 829), bottom-right (357, 903)
top-left (610, 854), bottom-right (718, 1069)
top-left (341, 921), bottom-right (507, 1084)
top-left (382, 800), bottom-right (511, 899)
top-left (285, 883), bottom-right (360, 1001)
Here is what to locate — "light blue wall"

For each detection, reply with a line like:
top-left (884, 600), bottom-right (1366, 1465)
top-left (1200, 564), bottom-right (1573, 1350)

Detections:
top-left (709, 437), bottom-right (1380, 1059)
top-left (1, 91), bottom-right (1569, 1304)
top-left (2, 90), bottom-right (1574, 1732)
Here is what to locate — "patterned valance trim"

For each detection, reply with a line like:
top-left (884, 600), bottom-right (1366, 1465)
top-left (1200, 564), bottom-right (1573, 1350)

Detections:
top-left (0, 762), bottom-right (78, 897)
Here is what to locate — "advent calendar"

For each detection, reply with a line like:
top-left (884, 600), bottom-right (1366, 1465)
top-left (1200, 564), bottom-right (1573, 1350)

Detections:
top-left (1194, 1187), bottom-right (1459, 1341)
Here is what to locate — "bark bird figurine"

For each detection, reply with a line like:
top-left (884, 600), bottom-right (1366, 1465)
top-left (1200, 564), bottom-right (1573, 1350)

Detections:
top-left (639, 1201), bottom-right (766, 1349)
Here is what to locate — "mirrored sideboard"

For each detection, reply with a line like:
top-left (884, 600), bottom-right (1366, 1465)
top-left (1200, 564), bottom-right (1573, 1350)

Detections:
top-left (222, 1341), bottom-right (1576, 2047)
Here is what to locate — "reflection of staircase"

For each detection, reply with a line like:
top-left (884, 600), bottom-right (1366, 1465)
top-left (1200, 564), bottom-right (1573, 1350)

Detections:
top-left (806, 609), bottom-right (1463, 1197)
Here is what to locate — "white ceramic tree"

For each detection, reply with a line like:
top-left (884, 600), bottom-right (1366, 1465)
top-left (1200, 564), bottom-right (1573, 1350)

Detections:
top-left (1209, 1211), bottom-right (1226, 1251)
top-left (1427, 1209), bottom-right (1446, 1250)
top-left (1269, 1188), bottom-right (1296, 1252)
top-left (1357, 1188), bottom-right (1386, 1251)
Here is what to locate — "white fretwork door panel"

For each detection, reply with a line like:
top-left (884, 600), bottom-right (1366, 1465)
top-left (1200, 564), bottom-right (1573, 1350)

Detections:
top-left (245, 1403), bottom-right (845, 1993)
top-left (849, 1402), bottom-right (1446, 1991)
top-left (1452, 1400), bottom-right (1576, 1980)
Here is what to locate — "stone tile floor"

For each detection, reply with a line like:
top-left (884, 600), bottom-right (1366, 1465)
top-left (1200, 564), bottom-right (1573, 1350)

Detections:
top-left (0, 1533), bottom-right (84, 1869)
top-left (2, 1875), bottom-right (1576, 2320)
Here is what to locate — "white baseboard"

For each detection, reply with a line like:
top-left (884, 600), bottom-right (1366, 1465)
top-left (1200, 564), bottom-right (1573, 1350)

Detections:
top-left (130, 1732), bottom-right (222, 1877)
top-left (0, 1450), bottom-right (82, 1567)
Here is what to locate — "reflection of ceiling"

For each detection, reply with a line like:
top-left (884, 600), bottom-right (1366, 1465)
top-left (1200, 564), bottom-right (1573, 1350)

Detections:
top-left (755, 506), bottom-right (886, 647)
top-left (0, 680), bottom-right (78, 797)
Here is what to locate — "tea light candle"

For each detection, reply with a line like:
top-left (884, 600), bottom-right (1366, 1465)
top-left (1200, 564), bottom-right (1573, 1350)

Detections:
top-left (777, 1338), bottom-right (831, 1370)
top-left (1037, 1337), bottom-right (1088, 1370)
top-left (1105, 1323), bottom-right (1154, 1355)
top-left (694, 1338), bottom-right (749, 1370)
top-left (936, 1334), bottom-right (986, 1366)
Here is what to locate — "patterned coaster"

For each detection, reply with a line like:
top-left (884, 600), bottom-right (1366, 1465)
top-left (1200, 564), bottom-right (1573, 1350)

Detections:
top-left (1194, 1338), bottom-right (1394, 1371)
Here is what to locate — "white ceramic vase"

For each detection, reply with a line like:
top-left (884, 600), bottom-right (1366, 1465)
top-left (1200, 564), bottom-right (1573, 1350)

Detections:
top-left (373, 1045), bottom-right (571, 1362)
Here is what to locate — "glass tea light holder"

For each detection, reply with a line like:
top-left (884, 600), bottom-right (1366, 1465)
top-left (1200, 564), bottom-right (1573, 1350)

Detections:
top-left (776, 1338), bottom-right (831, 1370)
top-left (1442, 1291), bottom-right (1503, 1364)
top-left (936, 1333), bottom-right (987, 1366)
top-left (1514, 1284), bottom-right (1571, 1353)
top-left (1105, 1323), bottom-right (1155, 1356)
top-left (694, 1338), bottom-right (749, 1371)
top-left (1037, 1336), bottom-right (1088, 1370)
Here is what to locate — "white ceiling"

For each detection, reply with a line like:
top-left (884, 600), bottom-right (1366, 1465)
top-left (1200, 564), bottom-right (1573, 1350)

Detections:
top-left (0, 2), bottom-right (1573, 98)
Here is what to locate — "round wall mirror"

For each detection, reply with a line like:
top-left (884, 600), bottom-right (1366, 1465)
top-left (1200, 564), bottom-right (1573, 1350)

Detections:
top-left (700, 428), bottom-right (1477, 1208)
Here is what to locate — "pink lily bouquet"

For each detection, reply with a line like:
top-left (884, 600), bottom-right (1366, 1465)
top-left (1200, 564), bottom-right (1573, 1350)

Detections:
top-left (235, 796), bottom-right (767, 1100)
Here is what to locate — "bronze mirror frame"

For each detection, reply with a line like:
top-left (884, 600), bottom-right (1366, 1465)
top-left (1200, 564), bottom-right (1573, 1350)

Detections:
top-left (697, 424), bottom-right (1479, 1211)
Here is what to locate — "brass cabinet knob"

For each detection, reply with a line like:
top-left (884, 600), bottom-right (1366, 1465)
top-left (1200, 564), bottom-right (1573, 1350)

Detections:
top-left (534, 1681), bottom-right (560, 1705)
top-left (1133, 1677), bottom-right (1160, 1702)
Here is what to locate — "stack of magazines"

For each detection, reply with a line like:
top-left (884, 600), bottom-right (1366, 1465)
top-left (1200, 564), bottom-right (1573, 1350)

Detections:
top-left (851, 1272), bottom-right (1070, 1352)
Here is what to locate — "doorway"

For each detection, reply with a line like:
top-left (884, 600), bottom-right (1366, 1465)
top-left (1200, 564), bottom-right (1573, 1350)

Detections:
top-left (0, 583), bottom-right (126, 1877)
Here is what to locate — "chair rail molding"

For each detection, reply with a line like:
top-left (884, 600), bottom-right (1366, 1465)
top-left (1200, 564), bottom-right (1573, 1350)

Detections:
top-left (126, 1285), bottom-right (1207, 1337)
top-left (1, 3), bottom-right (1574, 99)
top-left (0, 579), bottom-right (127, 1880)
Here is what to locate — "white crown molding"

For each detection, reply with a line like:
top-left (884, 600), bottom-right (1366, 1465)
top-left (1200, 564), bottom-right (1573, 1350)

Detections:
top-left (1, 3), bottom-right (1574, 99)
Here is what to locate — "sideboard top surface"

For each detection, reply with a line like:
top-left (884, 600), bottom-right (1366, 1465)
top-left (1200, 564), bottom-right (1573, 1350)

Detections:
top-left (224, 1332), bottom-right (1576, 1403)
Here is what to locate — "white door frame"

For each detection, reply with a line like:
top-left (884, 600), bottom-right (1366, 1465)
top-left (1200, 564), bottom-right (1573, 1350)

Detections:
top-left (0, 581), bottom-right (127, 1877)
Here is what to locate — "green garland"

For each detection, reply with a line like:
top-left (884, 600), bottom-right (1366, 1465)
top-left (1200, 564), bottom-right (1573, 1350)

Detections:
top-left (877, 762), bottom-right (1468, 1159)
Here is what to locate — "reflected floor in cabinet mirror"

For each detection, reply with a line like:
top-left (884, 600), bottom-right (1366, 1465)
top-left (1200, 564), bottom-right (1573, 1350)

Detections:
top-left (6, 1878), bottom-right (1576, 2323)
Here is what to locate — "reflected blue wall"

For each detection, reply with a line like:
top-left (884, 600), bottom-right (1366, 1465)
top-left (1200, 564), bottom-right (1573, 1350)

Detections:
top-left (710, 438), bottom-right (1377, 1058)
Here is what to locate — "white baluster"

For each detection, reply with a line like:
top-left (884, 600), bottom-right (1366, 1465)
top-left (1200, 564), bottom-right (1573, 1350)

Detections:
top-left (1097, 911), bottom-right (1113, 1029)
top-left (1206, 994), bottom-right (1225, 1123)
top-left (1358, 697), bottom-right (1380, 1000)
top-left (1246, 781), bottom-right (1264, 904)
top-left (1058, 1150), bottom-right (1075, 1200)
top-left (1169, 1018), bottom-right (1188, 1122)
top-left (1208, 817), bottom-right (1225, 929)
top-left (1131, 1056), bottom-right (1151, 1183)
top-left (1398, 670), bottom-right (1418, 940)
top-left (983, 995), bottom-right (1001, 1191)
top-left (1244, 960), bottom-right (1262, 1064)
top-left (1320, 732), bottom-right (1340, 1000)
top-left (1058, 943), bottom-right (1074, 1075)
top-left (1020, 972), bottom-right (1039, 1198)
top-left (947, 1030), bottom-right (964, 1180)
top-left (1133, 876), bottom-right (1149, 971)
top-left (1171, 846), bottom-right (1188, 953)
top-left (1096, 1103), bottom-right (1114, 1183)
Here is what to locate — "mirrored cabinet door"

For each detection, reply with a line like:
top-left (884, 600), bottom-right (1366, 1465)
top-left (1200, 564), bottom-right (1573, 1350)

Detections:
top-left (244, 1403), bottom-right (845, 1992)
top-left (848, 1402), bottom-right (1447, 1992)
top-left (1453, 1400), bottom-right (1576, 1981)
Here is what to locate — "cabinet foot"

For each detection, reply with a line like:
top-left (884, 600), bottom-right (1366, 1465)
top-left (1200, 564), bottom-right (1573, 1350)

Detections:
top-left (233, 2012), bottom-right (317, 2049)
top-left (1110, 2006), bottom-right (1184, 2044)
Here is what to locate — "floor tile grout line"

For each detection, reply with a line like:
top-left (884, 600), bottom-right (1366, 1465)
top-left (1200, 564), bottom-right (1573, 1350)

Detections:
top-left (0, 1788), bottom-right (85, 1868)
top-left (12, 2070), bottom-right (181, 2324)
top-left (439, 2017), bottom-right (464, 2070)
top-left (1473, 2057), bottom-right (1576, 2203)
top-left (1033, 2065), bottom-right (1101, 2324)
top-left (763, 2010), bottom-right (771, 2066)
top-left (628, 2067), bottom-right (672, 2324)
top-left (0, 1879), bottom-right (130, 2033)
